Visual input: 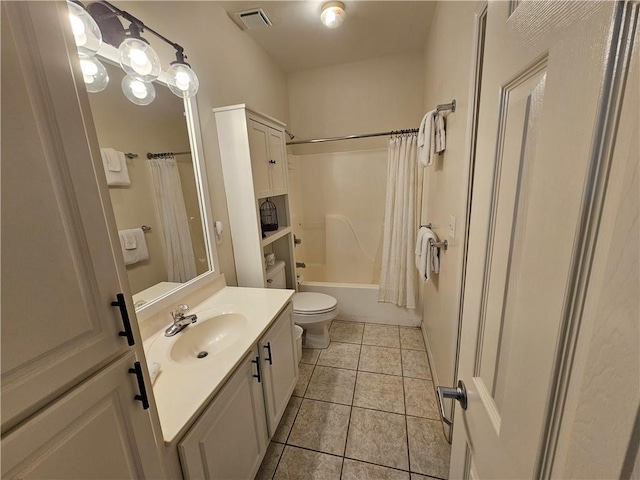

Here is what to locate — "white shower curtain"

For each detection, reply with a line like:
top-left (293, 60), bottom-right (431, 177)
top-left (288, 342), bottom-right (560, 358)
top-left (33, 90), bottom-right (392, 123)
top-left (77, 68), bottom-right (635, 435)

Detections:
top-left (150, 156), bottom-right (197, 283)
top-left (378, 134), bottom-right (419, 308)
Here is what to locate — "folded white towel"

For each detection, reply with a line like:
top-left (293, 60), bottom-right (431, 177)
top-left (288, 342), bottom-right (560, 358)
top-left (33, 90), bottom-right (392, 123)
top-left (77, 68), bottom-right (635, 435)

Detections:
top-left (100, 148), bottom-right (130, 186)
top-left (415, 227), bottom-right (437, 282)
top-left (417, 110), bottom-right (436, 166)
top-left (121, 230), bottom-right (137, 250)
top-left (101, 147), bottom-right (121, 172)
top-left (435, 114), bottom-right (446, 153)
top-left (118, 228), bottom-right (148, 265)
top-left (147, 361), bottom-right (161, 384)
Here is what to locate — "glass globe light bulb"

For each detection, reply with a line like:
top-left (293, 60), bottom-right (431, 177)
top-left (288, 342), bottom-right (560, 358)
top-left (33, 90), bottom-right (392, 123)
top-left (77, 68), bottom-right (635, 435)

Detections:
top-left (320, 1), bottom-right (345, 29)
top-left (118, 38), bottom-right (161, 83)
top-left (121, 75), bottom-right (156, 106)
top-left (66, 1), bottom-right (102, 57)
top-left (79, 58), bottom-right (108, 93)
top-left (167, 62), bottom-right (199, 99)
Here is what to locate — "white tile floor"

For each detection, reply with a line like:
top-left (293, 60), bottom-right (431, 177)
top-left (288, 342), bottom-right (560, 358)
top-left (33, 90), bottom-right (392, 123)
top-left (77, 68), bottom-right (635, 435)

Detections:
top-left (255, 321), bottom-right (450, 480)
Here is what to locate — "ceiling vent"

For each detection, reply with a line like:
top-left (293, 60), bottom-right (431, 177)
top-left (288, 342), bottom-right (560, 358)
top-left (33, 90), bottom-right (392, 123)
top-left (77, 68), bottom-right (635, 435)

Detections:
top-left (236, 8), bottom-right (272, 30)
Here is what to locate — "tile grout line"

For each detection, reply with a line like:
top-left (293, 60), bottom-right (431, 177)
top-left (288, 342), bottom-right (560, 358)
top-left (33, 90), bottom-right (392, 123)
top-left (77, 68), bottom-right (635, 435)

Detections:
top-left (400, 327), bottom-right (413, 476)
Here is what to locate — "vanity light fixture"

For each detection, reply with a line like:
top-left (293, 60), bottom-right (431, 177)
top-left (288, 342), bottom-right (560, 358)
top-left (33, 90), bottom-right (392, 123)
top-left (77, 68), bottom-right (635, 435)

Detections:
top-left (80, 57), bottom-right (109, 92)
top-left (121, 75), bottom-right (156, 106)
top-left (67, 0), bottom-right (102, 57)
top-left (320, 1), bottom-right (346, 29)
top-left (117, 22), bottom-right (161, 83)
top-left (66, 0), bottom-right (199, 104)
top-left (167, 49), bottom-right (199, 99)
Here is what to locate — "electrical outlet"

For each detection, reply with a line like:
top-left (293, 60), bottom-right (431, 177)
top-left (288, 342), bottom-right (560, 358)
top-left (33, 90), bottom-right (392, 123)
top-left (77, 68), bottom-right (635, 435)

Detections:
top-left (448, 215), bottom-right (456, 239)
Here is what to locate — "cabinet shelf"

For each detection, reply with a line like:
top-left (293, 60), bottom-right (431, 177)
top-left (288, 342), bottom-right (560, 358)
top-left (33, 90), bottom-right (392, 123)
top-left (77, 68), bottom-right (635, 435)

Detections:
top-left (261, 226), bottom-right (291, 247)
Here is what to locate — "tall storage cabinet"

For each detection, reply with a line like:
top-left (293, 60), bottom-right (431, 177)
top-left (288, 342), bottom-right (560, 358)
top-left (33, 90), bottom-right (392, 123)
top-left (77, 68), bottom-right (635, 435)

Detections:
top-left (1, 3), bottom-right (163, 478)
top-left (214, 105), bottom-right (296, 290)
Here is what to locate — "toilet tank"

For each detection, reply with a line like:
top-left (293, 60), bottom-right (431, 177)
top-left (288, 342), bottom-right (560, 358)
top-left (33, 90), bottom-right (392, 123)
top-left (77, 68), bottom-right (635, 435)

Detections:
top-left (265, 261), bottom-right (286, 289)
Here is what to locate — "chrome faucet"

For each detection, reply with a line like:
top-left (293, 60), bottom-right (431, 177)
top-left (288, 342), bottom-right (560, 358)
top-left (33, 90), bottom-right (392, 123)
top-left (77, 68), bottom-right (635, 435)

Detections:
top-left (164, 304), bottom-right (198, 337)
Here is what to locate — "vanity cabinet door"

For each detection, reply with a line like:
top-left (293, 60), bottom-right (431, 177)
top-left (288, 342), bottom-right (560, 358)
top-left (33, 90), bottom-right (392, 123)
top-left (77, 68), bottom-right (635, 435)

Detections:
top-left (259, 303), bottom-right (298, 436)
top-left (1, 352), bottom-right (164, 480)
top-left (1, 1), bottom-right (136, 433)
top-left (179, 347), bottom-right (269, 480)
top-left (268, 128), bottom-right (288, 196)
top-left (248, 119), bottom-right (273, 199)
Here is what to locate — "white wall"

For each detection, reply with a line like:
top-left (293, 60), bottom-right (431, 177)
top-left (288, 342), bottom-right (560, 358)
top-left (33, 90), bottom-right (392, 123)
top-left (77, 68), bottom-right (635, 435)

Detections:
top-left (287, 53), bottom-right (424, 288)
top-left (420, 1), bottom-right (480, 397)
top-left (119, 2), bottom-right (290, 286)
top-left (287, 52), bottom-right (425, 154)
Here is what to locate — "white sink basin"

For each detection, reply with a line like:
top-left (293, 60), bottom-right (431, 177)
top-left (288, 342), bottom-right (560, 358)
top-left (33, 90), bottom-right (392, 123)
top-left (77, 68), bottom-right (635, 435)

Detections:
top-left (171, 313), bottom-right (247, 363)
top-left (148, 312), bottom-right (248, 365)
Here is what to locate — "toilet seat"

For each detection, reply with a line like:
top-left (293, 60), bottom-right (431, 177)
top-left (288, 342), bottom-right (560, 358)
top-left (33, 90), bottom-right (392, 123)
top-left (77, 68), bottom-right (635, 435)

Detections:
top-left (293, 292), bottom-right (337, 315)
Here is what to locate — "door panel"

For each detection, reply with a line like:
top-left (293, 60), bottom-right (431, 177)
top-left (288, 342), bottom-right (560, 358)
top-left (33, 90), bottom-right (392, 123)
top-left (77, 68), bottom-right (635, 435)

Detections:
top-left (1, 352), bottom-right (163, 479)
top-left (179, 348), bottom-right (269, 480)
top-left (259, 304), bottom-right (297, 435)
top-left (1, 2), bottom-right (132, 432)
top-left (452, 2), bottom-right (628, 478)
top-left (247, 120), bottom-right (272, 199)
top-left (268, 128), bottom-right (288, 195)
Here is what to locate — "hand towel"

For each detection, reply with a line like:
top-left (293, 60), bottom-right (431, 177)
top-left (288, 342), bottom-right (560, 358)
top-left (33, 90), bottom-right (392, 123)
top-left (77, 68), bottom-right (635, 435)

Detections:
top-left (147, 361), bottom-right (161, 384)
top-left (415, 226), bottom-right (437, 282)
top-left (417, 110), bottom-right (436, 166)
top-left (118, 228), bottom-right (148, 265)
top-left (100, 148), bottom-right (131, 186)
top-left (435, 113), bottom-right (446, 153)
top-left (121, 230), bottom-right (137, 250)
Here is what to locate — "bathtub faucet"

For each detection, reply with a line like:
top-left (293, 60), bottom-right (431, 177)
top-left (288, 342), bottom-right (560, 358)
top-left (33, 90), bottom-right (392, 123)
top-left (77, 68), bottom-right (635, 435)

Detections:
top-left (296, 262), bottom-right (306, 268)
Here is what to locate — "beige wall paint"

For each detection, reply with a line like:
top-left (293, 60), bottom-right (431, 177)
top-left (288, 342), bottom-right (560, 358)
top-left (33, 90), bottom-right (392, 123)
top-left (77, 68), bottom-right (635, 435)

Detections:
top-left (287, 52), bottom-right (425, 154)
top-left (118, 2), bottom-right (290, 286)
top-left (420, 1), bottom-right (479, 398)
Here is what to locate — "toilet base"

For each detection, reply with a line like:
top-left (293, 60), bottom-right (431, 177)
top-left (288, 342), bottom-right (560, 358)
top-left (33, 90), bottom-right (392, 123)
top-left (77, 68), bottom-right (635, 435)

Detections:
top-left (300, 322), bottom-right (330, 349)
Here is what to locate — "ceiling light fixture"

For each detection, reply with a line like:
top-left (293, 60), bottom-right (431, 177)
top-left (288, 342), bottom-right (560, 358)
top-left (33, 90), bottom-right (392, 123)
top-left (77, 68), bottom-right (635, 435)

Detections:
top-left (321, 1), bottom-right (346, 29)
top-left (66, 1), bottom-right (200, 104)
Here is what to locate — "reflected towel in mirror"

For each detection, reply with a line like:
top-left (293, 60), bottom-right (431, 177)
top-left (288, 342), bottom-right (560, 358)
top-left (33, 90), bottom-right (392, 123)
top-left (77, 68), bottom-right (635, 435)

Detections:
top-left (100, 147), bottom-right (130, 186)
top-left (118, 228), bottom-right (148, 265)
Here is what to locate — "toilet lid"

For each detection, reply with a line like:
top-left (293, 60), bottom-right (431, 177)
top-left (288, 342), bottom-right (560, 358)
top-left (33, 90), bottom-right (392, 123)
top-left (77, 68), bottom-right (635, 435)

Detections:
top-left (293, 292), bottom-right (337, 314)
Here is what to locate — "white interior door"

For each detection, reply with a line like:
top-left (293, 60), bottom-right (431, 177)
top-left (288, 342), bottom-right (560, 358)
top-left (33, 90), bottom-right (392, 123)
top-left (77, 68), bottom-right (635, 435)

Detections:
top-left (449, 2), bottom-right (635, 478)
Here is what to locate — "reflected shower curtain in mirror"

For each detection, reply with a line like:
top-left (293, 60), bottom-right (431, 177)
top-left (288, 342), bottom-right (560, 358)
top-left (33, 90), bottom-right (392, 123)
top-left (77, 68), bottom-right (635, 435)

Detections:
top-left (378, 134), bottom-right (419, 308)
top-left (150, 156), bottom-right (197, 283)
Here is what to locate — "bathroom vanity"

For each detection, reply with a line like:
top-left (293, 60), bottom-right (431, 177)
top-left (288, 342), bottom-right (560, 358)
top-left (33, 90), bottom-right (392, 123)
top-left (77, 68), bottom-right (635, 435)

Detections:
top-left (143, 286), bottom-right (297, 479)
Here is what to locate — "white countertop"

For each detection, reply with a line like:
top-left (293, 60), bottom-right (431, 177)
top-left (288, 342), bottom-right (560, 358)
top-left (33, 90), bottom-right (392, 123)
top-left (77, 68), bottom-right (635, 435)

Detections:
top-left (144, 286), bottom-right (294, 444)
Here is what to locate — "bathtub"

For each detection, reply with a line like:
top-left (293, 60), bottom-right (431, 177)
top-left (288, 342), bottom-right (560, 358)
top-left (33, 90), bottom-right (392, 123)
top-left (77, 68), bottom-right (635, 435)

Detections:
top-left (298, 278), bottom-right (421, 327)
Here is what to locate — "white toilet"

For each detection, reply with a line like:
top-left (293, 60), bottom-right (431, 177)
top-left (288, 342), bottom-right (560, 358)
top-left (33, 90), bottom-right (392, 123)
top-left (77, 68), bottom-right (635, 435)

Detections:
top-left (266, 261), bottom-right (338, 349)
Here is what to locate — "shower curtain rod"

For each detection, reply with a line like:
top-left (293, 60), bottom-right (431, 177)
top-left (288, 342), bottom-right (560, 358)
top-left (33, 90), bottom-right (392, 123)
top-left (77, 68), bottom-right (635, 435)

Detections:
top-left (146, 151), bottom-right (191, 159)
top-left (286, 129), bottom-right (419, 146)
top-left (287, 99), bottom-right (456, 146)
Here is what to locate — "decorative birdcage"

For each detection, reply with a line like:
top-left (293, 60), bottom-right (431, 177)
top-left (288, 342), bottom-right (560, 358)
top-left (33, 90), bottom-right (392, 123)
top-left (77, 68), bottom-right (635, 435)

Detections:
top-left (260, 198), bottom-right (278, 232)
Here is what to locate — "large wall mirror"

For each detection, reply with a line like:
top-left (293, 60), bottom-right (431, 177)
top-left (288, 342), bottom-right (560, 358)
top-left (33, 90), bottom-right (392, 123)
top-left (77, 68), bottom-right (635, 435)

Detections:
top-left (88, 45), bottom-right (216, 315)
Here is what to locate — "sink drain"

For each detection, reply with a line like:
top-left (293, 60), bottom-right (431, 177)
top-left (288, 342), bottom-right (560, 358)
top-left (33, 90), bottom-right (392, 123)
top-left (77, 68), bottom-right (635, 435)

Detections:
top-left (197, 351), bottom-right (208, 359)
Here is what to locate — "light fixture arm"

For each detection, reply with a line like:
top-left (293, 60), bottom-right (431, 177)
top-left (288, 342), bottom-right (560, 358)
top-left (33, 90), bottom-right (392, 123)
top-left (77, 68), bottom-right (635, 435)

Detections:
top-left (99, 1), bottom-right (186, 59)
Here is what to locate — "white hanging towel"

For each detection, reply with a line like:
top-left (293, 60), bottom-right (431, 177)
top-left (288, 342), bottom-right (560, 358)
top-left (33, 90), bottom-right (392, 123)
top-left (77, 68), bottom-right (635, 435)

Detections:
top-left (415, 226), bottom-right (438, 282)
top-left (417, 110), bottom-right (436, 166)
top-left (100, 148), bottom-right (130, 186)
top-left (417, 111), bottom-right (447, 166)
top-left (435, 113), bottom-right (446, 153)
top-left (118, 228), bottom-right (148, 265)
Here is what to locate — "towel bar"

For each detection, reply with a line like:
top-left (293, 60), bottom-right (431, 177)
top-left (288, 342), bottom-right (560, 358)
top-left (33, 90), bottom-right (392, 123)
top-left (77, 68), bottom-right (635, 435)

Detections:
top-left (141, 225), bottom-right (152, 233)
top-left (429, 238), bottom-right (448, 251)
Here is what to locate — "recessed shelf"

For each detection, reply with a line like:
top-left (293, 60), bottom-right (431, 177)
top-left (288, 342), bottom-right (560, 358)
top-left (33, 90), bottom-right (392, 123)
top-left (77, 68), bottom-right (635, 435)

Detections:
top-left (261, 226), bottom-right (291, 247)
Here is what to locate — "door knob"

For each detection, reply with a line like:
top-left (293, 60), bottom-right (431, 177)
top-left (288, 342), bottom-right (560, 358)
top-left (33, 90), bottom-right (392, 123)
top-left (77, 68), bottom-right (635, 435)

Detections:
top-left (436, 380), bottom-right (467, 426)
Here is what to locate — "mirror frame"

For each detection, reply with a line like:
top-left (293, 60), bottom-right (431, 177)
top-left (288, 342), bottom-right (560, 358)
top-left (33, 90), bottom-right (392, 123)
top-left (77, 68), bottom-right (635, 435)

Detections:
top-left (95, 42), bottom-right (219, 323)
